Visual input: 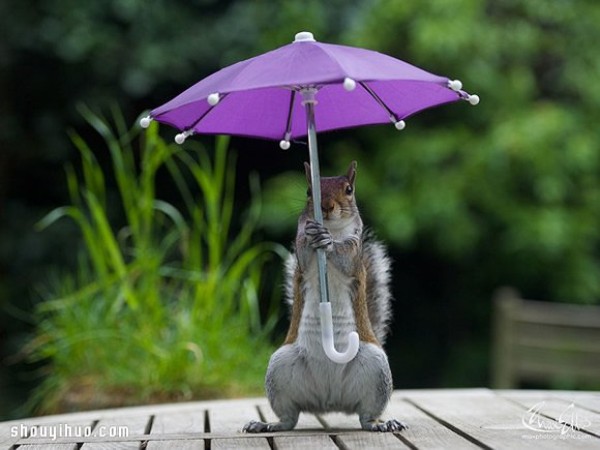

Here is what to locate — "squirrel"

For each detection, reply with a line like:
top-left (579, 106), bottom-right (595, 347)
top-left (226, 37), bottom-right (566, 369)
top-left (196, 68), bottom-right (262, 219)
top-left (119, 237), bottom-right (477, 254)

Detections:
top-left (244, 161), bottom-right (406, 433)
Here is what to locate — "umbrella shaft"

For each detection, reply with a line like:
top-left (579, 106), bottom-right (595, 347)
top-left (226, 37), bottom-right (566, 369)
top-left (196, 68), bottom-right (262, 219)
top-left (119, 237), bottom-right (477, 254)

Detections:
top-left (305, 98), bottom-right (330, 305)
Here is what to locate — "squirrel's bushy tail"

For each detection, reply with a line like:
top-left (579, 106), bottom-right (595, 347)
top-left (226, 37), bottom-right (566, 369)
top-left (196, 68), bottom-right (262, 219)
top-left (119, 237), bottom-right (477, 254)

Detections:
top-left (363, 236), bottom-right (393, 345)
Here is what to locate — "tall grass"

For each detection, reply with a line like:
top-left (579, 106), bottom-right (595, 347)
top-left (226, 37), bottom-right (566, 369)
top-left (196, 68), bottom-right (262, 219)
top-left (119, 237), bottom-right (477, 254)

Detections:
top-left (27, 106), bottom-right (284, 413)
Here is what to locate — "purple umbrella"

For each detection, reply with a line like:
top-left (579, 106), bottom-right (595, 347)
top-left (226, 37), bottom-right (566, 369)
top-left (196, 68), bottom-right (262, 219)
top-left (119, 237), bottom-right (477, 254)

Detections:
top-left (140, 31), bottom-right (479, 363)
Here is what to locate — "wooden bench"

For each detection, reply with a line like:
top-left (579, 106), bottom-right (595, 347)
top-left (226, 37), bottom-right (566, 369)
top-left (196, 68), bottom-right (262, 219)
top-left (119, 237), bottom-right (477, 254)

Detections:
top-left (491, 287), bottom-right (600, 389)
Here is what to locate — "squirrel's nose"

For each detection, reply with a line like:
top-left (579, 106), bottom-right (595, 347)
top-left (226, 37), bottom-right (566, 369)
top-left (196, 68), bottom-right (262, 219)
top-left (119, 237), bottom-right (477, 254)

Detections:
top-left (321, 200), bottom-right (335, 215)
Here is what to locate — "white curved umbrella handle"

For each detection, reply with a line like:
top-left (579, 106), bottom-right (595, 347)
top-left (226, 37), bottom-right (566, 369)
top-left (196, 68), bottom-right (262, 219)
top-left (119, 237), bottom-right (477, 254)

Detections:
top-left (320, 302), bottom-right (360, 364)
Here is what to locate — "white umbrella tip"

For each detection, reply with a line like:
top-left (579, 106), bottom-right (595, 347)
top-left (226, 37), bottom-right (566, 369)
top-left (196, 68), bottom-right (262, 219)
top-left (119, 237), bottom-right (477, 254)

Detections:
top-left (139, 116), bottom-right (152, 128)
top-left (294, 31), bottom-right (316, 43)
top-left (394, 120), bottom-right (406, 130)
top-left (343, 77), bottom-right (356, 91)
top-left (175, 130), bottom-right (194, 144)
top-left (448, 79), bottom-right (463, 91)
top-left (207, 93), bottom-right (220, 106)
top-left (468, 94), bottom-right (480, 105)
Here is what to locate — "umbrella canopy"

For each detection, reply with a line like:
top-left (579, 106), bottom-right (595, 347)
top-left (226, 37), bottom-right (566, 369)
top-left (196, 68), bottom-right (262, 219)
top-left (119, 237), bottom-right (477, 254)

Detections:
top-left (143, 31), bottom-right (478, 145)
top-left (141, 31), bottom-right (478, 364)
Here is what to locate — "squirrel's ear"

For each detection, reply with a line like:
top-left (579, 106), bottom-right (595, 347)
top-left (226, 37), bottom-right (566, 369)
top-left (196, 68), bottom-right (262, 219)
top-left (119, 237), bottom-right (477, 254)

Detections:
top-left (347, 161), bottom-right (357, 185)
top-left (304, 162), bottom-right (312, 186)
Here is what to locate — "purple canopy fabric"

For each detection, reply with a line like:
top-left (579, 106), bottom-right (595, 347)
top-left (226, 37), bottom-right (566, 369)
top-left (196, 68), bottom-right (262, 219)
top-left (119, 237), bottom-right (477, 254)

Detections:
top-left (146, 32), bottom-right (477, 142)
top-left (142, 31), bottom-right (478, 364)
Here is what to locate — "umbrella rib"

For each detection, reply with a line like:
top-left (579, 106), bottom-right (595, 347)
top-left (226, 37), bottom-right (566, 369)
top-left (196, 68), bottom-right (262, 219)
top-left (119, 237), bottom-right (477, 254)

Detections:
top-left (358, 81), bottom-right (398, 123)
top-left (185, 93), bottom-right (230, 131)
top-left (283, 90), bottom-right (296, 141)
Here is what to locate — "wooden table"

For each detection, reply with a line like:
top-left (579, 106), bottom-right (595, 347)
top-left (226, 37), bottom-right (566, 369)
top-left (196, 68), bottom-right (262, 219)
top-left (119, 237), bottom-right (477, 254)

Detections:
top-left (1, 388), bottom-right (598, 449)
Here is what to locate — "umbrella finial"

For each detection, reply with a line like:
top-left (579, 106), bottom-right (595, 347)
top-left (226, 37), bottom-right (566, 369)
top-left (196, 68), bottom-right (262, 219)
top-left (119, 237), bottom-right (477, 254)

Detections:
top-left (294, 31), bottom-right (316, 43)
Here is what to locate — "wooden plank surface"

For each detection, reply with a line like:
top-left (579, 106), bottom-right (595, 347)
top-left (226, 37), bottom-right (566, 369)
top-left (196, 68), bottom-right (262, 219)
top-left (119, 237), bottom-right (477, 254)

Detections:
top-left (146, 440), bottom-right (204, 450)
top-left (209, 402), bottom-right (270, 449)
top-left (0, 423), bottom-right (21, 449)
top-left (151, 409), bottom-right (205, 434)
top-left (386, 395), bottom-right (480, 449)
top-left (271, 435), bottom-right (338, 450)
top-left (405, 390), bottom-right (596, 449)
top-left (147, 409), bottom-right (205, 450)
top-left (81, 414), bottom-right (150, 450)
top-left (553, 391), bottom-right (600, 414)
top-left (260, 406), bottom-right (325, 430)
top-left (498, 391), bottom-right (600, 437)
top-left (2, 390), bottom-right (599, 449)
top-left (260, 405), bottom-right (339, 449)
top-left (17, 445), bottom-right (78, 450)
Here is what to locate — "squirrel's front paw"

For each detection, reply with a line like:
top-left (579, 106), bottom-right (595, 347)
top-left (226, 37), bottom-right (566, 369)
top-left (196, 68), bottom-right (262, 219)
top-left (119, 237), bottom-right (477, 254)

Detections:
top-left (305, 220), bottom-right (333, 251)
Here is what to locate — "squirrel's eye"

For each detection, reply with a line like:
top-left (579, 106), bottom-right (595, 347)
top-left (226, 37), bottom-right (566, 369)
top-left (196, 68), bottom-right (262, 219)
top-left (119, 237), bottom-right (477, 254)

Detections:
top-left (307, 187), bottom-right (312, 197)
top-left (345, 185), bottom-right (353, 195)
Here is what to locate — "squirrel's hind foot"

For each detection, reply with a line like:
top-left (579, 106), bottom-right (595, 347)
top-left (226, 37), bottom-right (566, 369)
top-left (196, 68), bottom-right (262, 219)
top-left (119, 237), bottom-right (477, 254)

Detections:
top-left (361, 418), bottom-right (408, 432)
top-left (242, 419), bottom-right (296, 433)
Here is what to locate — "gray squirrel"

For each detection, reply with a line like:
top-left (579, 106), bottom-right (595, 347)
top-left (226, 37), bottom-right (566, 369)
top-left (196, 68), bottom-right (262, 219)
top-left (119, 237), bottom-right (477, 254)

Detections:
top-left (244, 161), bottom-right (405, 433)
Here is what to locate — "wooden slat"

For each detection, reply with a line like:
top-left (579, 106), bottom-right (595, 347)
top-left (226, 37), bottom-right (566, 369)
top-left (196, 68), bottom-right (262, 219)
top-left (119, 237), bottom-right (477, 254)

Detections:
top-left (0, 423), bottom-right (21, 449)
top-left (516, 351), bottom-right (600, 381)
top-left (211, 437), bottom-right (271, 449)
top-left (18, 445), bottom-right (78, 450)
top-left (150, 410), bottom-right (205, 434)
top-left (260, 405), bottom-right (325, 430)
top-left (209, 402), bottom-right (270, 449)
top-left (554, 392), bottom-right (600, 414)
top-left (80, 443), bottom-right (141, 450)
top-left (145, 440), bottom-right (204, 450)
top-left (147, 409), bottom-right (205, 450)
top-left (519, 299), bottom-right (600, 328)
top-left (317, 412), bottom-right (409, 449)
top-left (272, 435), bottom-right (338, 450)
top-left (499, 391), bottom-right (600, 437)
top-left (260, 404), bottom-right (338, 449)
top-left (334, 432), bottom-right (406, 449)
top-left (406, 390), bottom-right (595, 449)
top-left (81, 415), bottom-right (150, 450)
top-left (386, 396), bottom-right (480, 449)
top-left (517, 323), bottom-right (600, 350)
top-left (209, 403), bottom-right (263, 434)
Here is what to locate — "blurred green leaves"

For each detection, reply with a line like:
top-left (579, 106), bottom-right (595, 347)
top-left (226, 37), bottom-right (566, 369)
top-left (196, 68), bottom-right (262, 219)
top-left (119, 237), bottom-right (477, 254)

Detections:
top-left (348, 0), bottom-right (600, 304)
top-left (28, 108), bottom-right (284, 413)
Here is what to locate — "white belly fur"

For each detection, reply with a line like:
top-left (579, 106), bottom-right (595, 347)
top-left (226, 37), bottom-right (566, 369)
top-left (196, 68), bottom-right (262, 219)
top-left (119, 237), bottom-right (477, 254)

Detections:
top-left (298, 259), bottom-right (356, 355)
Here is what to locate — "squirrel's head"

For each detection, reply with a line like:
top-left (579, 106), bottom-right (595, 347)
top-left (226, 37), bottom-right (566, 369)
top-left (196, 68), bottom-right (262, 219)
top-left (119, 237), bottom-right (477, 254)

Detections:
top-left (304, 161), bottom-right (358, 222)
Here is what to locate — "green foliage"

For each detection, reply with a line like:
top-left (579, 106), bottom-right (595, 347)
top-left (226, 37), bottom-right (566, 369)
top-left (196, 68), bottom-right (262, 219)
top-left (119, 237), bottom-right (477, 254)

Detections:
top-left (27, 107), bottom-right (284, 413)
top-left (258, 0), bottom-right (600, 388)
